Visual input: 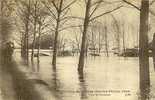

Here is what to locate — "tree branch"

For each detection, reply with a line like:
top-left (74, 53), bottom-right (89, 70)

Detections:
top-left (59, 25), bottom-right (83, 32)
top-left (122, 0), bottom-right (140, 10)
top-left (51, 1), bottom-right (59, 12)
top-left (60, 8), bottom-right (70, 18)
top-left (122, 0), bottom-right (155, 16)
top-left (91, 0), bottom-right (122, 6)
top-left (42, 2), bottom-right (57, 19)
top-left (90, 6), bottom-right (123, 21)
top-left (61, 0), bottom-right (76, 12)
top-left (89, 0), bottom-right (103, 18)
top-left (150, 0), bottom-right (155, 5)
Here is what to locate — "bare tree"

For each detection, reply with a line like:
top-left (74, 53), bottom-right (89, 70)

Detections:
top-left (0, 0), bottom-right (16, 63)
top-left (111, 14), bottom-right (121, 54)
top-left (30, 0), bottom-right (49, 62)
top-left (36, 11), bottom-right (49, 63)
top-left (16, 0), bottom-right (32, 64)
top-left (29, 0), bottom-right (49, 63)
top-left (31, 0), bottom-right (38, 61)
top-left (57, 36), bottom-right (66, 56)
top-left (90, 23), bottom-right (97, 55)
top-left (152, 33), bottom-right (155, 71)
top-left (0, 0), bottom-right (15, 42)
top-left (90, 21), bottom-right (105, 54)
top-left (121, 21), bottom-right (126, 54)
top-left (73, 31), bottom-right (82, 53)
top-left (78, 0), bottom-right (122, 71)
top-left (88, 21), bottom-right (104, 56)
top-left (69, 28), bottom-right (82, 56)
top-left (42, 0), bottom-right (77, 68)
top-left (139, 0), bottom-right (150, 100)
top-left (119, 1), bottom-right (151, 99)
top-left (104, 23), bottom-right (109, 57)
top-left (98, 26), bottom-right (102, 54)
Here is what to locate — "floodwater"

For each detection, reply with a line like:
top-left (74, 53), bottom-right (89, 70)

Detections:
top-left (14, 51), bottom-right (155, 100)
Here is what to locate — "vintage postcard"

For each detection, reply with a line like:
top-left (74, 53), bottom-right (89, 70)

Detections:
top-left (0, 0), bottom-right (155, 100)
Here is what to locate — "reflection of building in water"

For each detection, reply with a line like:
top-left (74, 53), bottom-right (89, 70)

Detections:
top-left (78, 71), bottom-right (88, 99)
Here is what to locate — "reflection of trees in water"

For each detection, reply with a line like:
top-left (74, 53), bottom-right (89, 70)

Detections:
top-left (30, 61), bottom-right (35, 71)
top-left (36, 60), bottom-right (40, 72)
top-left (52, 68), bottom-right (62, 100)
top-left (137, 87), bottom-right (150, 100)
top-left (78, 71), bottom-right (87, 100)
top-left (29, 60), bottom-right (40, 72)
top-left (140, 88), bottom-right (150, 100)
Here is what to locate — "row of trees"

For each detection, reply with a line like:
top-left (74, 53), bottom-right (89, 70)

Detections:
top-left (1, 0), bottom-right (155, 100)
top-left (16, 1), bottom-right (155, 99)
top-left (13, 0), bottom-right (140, 68)
top-left (15, 0), bottom-right (50, 63)
top-left (14, 0), bottom-right (124, 65)
top-left (15, 0), bottom-right (81, 65)
top-left (0, 0), bottom-right (15, 42)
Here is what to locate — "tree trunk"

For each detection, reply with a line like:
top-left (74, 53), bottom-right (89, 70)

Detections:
top-left (86, 42), bottom-right (89, 57)
top-left (139, 0), bottom-right (150, 100)
top-left (37, 23), bottom-right (41, 64)
top-left (122, 27), bottom-right (126, 56)
top-left (52, 0), bottom-right (63, 68)
top-left (111, 15), bottom-right (121, 54)
top-left (21, 33), bottom-right (24, 57)
top-left (31, 22), bottom-right (36, 61)
top-left (52, 14), bottom-right (60, 68)
top-left (104, 26), bottom-right (109, 57)
top-left (31, 11), bottom-right (37, 61)
top-left (98, 31), bottom-right (101, 54)
top-left (25, 0), bottom-right (31, 64)
top-left (23, 29), bottom-right (27, 59)
top-left (0, 0), bottom-right (4, 40)
top-left (26, 22), bottom-right (29, 64)
top-left (91, 31), bottom-right (95, 56)
top-left (78, 0), bottom-right (91, 71)
top-left (153, 33), bottom-right (155, 71)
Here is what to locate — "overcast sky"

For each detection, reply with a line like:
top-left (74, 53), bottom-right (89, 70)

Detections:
top-left (60, 0), bottom-right (155, 48)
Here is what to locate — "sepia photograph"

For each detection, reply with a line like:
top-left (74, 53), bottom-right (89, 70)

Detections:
top-left (0, 0), bottom-right (155, 100)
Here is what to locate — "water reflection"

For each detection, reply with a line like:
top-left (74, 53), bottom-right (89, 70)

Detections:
top-left (30, 61), bottom-right (36, 72)
top-left (140, 85), bottom-right (150, 100)
top-left (37, 60), bottom-right (40, 72)
top-left (78, 71), bottom-right (88, 100)
top-left (51, 67), bottom-right (62, 100)
top-left (29, 60), bottom-right (40, 72)
top-left (14, 55), bottom-right (143, 100)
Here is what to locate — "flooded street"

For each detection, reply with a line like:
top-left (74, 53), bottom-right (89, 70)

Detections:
top-left (41, 56), bottom-right (139, 100)
top-left (14, 50), bottom-right (153, 100)
top-left (0, 0), bottom-right (154, 99)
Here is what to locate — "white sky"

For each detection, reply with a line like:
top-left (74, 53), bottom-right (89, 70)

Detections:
top-left (60, 0), bottom-right (155, 48)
